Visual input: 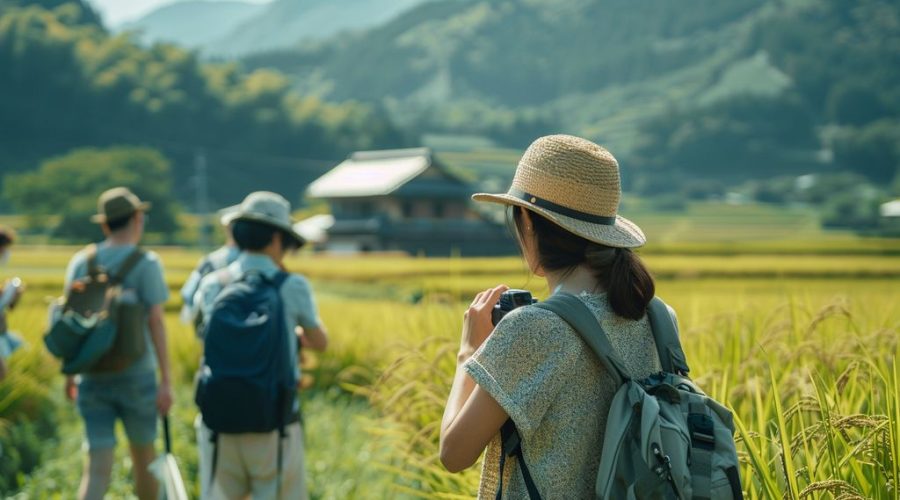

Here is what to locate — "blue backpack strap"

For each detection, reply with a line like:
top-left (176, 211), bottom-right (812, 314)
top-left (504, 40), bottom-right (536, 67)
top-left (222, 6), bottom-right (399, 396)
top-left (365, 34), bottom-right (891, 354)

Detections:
top-left (646, 297), bottom-right (690, 375)
top-left (271, 270), bottom-right (289, 289)
top-left (496, 419), bottom-right (541, 500)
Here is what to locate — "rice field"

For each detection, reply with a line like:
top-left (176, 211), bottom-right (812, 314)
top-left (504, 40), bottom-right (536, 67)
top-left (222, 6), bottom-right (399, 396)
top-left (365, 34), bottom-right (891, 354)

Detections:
top-left (0, 243), bottom-right (897, 498)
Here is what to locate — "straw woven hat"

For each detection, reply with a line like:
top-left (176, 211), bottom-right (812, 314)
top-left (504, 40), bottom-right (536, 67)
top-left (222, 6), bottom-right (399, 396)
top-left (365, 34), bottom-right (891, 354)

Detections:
top-left (473, 134), bottom-right (646, 248)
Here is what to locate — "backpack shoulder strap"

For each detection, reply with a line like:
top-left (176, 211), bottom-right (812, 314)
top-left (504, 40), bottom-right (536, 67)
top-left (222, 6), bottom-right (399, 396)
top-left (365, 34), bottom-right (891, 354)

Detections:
top-left (497, 419), bottom-right (542, 500)
top-left (535, 293), bottom-right (630, 385)
top-left (196, 255), bottom-right (216, 278)
top-left (234, 269), bottom-right (289, 289)
top-left (647, 297), bottom-right (690, 375)
top-left (271, 270), bottom-right (289, 289)
top-left (112, 247), bottom-right (146, 284)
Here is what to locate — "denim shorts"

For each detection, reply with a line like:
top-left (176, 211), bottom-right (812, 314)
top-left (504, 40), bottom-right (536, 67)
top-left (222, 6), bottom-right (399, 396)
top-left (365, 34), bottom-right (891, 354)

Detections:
top-left (77, 371), bottom-right (158, 450)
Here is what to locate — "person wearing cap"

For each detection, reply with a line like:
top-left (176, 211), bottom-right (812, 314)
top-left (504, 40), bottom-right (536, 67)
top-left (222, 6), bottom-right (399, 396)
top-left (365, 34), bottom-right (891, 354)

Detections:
top-left (0, 226), bottom-right (25, 381)
top-left (179, 204), bottom-right (241, 329)
top-left (193, 191), bottom-right (328, 499)
top-left (63, 187), bottom-right (172, 500)
top-left (439, 135), bottom-right (670, 498)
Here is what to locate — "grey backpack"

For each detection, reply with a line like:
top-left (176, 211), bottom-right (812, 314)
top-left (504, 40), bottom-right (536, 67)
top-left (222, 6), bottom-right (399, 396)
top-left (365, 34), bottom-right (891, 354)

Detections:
top-left (498, 293), bottom-right (743, 499)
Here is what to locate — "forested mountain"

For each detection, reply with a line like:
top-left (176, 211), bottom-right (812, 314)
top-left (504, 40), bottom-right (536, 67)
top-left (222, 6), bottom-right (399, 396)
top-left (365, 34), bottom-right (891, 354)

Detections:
top-left (120, 1), bottom-right (264, 49)
top-left (2, 0), bottom-right (897, 213)
top-left (203, 0), bottom-right (429, 57)
top-left (0, 0), bottom-right (407, 206)
top-left (245, 0), bottom-right (900, 188)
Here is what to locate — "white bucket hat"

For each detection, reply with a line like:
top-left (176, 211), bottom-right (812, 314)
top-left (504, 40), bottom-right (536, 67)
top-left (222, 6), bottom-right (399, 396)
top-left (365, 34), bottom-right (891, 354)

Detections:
top-left (224, 191), bottom-right (306, 247)
top-left (217, 204), bottom-right (240, 226)
top-left (473, 134), bottom-right (646, 248)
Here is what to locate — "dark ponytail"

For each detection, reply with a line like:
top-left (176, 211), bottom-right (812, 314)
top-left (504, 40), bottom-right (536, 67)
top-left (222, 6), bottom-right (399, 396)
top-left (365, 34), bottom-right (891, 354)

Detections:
top-left (512, 206), bottom-right (654, 320)
top-left (585, 245), bottom-right (654, 320)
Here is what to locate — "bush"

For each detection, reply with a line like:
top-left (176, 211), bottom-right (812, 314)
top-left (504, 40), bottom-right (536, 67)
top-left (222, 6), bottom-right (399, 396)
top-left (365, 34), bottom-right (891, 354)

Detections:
top-left (0, 347), bottom-right (59, 494)
top-left (680, 179), bottom-right (725, 200)
top-left (800, 172), bottom-right (870, 206)
top-left (832, 120), bottom-right (900, 184)
top-left (3, 146), bottom-right (181, 243)
top-left (749, 176), bottom-right (797, 204)
top-left (820, 191), bottom-right (881, 230)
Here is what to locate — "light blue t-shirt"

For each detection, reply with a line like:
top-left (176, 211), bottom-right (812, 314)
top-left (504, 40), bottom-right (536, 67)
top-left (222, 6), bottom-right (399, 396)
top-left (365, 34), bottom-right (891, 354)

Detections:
top-left (179, 245), bottom-right (241, 308)
top-left (194, 253), bottom-right (321, 383)
top-left (64, 243), bottom-right (169, 381)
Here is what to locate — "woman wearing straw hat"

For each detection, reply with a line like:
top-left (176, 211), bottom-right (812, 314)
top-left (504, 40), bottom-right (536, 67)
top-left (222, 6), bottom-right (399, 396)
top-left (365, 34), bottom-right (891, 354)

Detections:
top-left (440, 135), bottom-right (667, 498)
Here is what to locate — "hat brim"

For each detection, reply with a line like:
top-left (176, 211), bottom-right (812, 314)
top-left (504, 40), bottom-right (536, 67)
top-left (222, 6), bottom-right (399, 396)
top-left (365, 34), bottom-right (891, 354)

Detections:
top-left (230, 212), bottom-right (307, 248)
top-left (472, 193), bottom-right (646, 248)
top-left (89, 202), bottom-right (152, 224)
top-left (218, 204), bottom-right (241, 226)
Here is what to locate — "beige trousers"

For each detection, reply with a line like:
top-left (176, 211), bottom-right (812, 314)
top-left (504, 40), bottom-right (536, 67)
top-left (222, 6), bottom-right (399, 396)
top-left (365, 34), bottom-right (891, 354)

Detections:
top-left (196, 417), bottom-right (307, 500)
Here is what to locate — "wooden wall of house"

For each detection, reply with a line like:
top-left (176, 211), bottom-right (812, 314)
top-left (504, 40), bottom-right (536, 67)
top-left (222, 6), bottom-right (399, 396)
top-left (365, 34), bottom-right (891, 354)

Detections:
top-left (331, 197), bottom-right (477, 221)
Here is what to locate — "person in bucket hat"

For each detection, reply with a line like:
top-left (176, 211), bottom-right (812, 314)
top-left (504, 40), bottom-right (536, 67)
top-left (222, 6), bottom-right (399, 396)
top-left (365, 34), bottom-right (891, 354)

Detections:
top-left (440, 135), bottom-right (674, 498)
top-left (63, 187), bottom-right (172, 499)
top-left (193, 191), bottom-right (326, 499)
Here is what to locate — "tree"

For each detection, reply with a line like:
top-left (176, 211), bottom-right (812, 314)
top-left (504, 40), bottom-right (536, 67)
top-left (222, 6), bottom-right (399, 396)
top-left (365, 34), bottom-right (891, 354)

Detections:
top-left (632, 94), bottom-right (819, 183)
top-left (832, 120), bottom-right (900, 184)
top-left (0, 2), bottom-right (407, 208)
top-left (2, 146), bottom-right (181, 242)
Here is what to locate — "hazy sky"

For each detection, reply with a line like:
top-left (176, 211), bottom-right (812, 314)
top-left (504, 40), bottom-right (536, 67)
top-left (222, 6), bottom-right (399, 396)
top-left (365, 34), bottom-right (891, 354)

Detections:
top-left (87, 0), bottom-right (273, 27)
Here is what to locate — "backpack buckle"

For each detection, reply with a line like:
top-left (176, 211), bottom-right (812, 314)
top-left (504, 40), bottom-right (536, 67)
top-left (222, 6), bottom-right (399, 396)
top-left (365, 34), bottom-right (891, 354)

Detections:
top-left (688, 413), bottom-right (715, 451)
top-left (651, 443), bottom-right (673, 478)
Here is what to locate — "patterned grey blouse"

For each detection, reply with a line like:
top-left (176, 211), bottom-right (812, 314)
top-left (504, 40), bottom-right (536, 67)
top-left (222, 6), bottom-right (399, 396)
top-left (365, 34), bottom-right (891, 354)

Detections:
top-left (464, 292), bottom-right (666, 499)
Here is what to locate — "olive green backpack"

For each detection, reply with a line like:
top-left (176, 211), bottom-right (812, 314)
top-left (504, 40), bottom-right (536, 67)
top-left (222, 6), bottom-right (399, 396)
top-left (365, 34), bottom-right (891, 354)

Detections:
top-left (44, 245), bottom-right (147, 374)
top-left (498, 293), bottom-right (743, 500)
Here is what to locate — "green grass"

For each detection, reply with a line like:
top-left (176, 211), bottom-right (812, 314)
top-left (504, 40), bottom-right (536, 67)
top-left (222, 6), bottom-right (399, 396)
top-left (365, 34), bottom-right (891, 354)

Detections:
top-left (1, 242), bottom-right (897, 498)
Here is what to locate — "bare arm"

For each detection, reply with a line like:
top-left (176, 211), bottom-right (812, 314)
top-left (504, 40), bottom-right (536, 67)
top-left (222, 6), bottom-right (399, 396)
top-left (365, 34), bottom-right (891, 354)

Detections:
top-left (148, 304), bottom-right (172, 415)
top-left (440, 285), bottom-right (510, 472)
top-left (296, 325), bottom-right (328, 352)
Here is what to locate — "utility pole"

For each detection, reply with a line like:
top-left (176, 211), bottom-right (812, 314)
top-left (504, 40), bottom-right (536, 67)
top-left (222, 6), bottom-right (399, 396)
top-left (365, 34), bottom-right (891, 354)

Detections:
top-left (195, 148), bottom-right (211, 249)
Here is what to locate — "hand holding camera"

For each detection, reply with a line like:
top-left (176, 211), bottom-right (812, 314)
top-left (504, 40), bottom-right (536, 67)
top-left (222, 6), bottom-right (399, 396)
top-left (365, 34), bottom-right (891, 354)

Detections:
top-left (491, 289), bottom-right (538, 326)
top-left (459, 286), bottom-right (541, 362)
top-left (458, 285), bottom-right (509, 361)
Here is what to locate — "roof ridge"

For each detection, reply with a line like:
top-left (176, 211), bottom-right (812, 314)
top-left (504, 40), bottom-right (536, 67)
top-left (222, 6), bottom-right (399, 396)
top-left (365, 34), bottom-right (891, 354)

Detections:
top-left (350, 147), bottom-right (432, 161)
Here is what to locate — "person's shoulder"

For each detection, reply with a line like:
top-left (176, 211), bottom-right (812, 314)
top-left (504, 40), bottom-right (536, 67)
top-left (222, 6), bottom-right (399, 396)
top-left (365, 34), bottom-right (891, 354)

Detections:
top-left (139, 248), bottom-right (162, 263)
top-left (68, 246), bottom-right (89, 264)
top-left (281, 272), bottom-right (312, 292)
top-left (198, 265), bottom-right (233, 292)
top-left (66, 245), bottom-right (94, 270)
top-left (132, 248), bottom-right (164, 274)
top-left (494, 303), bottom-right (559, 336)
top-left (208, 245), bottom-right (238, 267)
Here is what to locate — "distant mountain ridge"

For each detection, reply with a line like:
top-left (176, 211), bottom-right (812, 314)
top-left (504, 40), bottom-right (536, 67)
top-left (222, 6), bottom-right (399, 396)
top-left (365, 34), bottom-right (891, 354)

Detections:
top-left (207, 0), bottom-right (429, 57)
top-left (241, 0), bottom-right (900, 188)
top-left (119, 1), bottom-right (264, 48)
top-left (244, 0), bottom-right (775, 145)
top-left (121, 0), bottom-right (431, 56)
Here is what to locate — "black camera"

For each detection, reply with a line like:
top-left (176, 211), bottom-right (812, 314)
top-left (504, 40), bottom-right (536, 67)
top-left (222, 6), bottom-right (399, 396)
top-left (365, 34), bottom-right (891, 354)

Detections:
top-left (491, 289), bottom-right (537, 326)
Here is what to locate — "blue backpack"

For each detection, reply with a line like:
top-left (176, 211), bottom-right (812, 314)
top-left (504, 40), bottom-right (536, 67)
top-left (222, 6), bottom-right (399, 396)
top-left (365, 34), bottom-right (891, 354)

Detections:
top-left (194, 270), bottom-right (296, 434)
